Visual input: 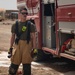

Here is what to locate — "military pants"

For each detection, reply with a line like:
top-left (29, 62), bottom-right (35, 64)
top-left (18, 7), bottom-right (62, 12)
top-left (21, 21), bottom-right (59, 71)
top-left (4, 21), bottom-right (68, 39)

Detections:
top-left (9, 40), bottom-right (33, 75)
top-left (11, 40), bottom-right (33, 64)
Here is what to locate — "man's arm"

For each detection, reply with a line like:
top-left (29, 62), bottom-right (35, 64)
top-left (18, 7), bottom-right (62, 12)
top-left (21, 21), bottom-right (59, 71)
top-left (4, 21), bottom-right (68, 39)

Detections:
top-left (31, 32), bottom-right (36, 49)
top-left (10, 33), bottom-right (15, 48)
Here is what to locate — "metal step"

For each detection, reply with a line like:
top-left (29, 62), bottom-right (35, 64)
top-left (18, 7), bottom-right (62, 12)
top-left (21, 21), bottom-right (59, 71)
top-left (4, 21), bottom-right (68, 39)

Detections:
top-left (65, 50), bottom-right (75, 56)
top-left (60, 53), bottom-right (75, 61)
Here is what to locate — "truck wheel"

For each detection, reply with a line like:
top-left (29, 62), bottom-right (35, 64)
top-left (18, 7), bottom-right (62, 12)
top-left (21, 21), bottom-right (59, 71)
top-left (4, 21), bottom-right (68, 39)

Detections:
top-left (33, 49), bottom-right (53, 62)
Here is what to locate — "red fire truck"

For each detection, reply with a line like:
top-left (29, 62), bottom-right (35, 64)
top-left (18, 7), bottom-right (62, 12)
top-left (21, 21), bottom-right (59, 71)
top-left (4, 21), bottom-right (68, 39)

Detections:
top-left (18, 0), bottom-right (75, 61)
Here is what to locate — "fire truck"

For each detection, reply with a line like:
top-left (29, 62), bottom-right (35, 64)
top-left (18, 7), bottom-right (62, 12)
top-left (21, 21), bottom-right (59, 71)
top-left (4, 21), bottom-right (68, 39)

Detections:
top-left (18, 0), bottom-right (75, 61)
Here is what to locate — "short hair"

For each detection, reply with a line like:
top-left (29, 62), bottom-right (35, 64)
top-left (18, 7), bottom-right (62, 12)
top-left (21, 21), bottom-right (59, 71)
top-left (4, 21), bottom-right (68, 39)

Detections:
top-left (19, 7), bottom-right (28, 13)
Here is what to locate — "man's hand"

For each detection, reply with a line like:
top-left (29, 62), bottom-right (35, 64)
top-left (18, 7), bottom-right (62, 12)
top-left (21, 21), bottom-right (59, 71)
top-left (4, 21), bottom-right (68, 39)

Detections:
top-left (8, 48), bottom-right (13, 58)
top-left (31, 49), bottom-right (38, 58)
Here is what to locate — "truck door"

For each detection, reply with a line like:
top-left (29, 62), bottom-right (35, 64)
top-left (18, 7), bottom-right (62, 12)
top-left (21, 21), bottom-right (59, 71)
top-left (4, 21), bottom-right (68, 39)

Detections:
top-left (42, 0), bottom-right (56, 49)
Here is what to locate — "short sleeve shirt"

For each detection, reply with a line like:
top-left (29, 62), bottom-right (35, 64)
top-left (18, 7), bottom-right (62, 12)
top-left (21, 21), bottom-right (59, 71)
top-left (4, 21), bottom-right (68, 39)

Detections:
top-left (11, 21), bottom-right (36, 40)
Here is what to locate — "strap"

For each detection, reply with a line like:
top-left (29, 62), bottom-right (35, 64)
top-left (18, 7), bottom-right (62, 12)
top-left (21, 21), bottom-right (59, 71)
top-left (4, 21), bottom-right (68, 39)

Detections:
top-left (15, 21), bottom-right (23, 38)
top-left (15, 21), bottom-right (19, 37)
top-left (26, 21), bottom-right (31, 44)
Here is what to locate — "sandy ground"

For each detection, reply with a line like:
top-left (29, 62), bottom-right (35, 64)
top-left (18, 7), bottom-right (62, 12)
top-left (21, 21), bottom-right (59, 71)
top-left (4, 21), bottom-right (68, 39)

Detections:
top-left (0, 20), bottom-right (75, 75)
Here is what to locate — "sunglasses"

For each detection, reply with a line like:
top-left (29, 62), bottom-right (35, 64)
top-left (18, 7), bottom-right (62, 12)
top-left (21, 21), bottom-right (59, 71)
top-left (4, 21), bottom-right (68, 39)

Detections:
top-left (21, 12), bottom-right (28, 15)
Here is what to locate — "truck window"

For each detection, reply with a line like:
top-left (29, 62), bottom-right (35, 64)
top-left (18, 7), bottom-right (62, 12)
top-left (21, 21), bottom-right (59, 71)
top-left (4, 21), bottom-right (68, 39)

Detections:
top-left (44, 3), bottom-right (55, 16)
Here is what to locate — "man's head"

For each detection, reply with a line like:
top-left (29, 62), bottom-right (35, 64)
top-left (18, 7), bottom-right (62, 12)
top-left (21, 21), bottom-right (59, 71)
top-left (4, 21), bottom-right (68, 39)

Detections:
top-left (19, 7), bottom-right (28, 21)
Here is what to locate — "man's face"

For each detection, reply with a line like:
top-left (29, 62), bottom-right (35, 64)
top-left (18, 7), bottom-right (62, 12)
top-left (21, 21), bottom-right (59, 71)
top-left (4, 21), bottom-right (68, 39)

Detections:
top-left (20, 10), bottom-right (28, 19)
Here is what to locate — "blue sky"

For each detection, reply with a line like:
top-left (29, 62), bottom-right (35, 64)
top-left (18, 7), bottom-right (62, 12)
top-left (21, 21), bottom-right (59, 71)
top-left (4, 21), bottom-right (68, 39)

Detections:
top-left (0, 0), bottom-right (18, 10)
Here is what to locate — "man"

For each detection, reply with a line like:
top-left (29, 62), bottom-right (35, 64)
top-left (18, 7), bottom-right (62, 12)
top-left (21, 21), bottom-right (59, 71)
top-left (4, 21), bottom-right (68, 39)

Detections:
top-left (8, 7), bottom-right (36, 75)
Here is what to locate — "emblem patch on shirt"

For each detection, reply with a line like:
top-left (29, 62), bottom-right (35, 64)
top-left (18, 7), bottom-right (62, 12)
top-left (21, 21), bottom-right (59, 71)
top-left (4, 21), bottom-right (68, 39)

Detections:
top-left (22, 26), bottom-right (27, 32)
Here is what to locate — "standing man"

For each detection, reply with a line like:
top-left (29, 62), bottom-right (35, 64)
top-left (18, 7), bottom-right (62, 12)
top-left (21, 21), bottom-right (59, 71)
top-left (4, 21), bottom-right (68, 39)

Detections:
top-left (8, 7), bottom-right (36, 75)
